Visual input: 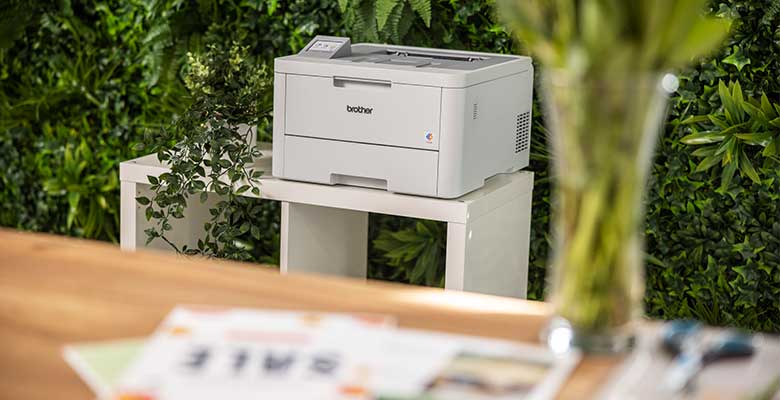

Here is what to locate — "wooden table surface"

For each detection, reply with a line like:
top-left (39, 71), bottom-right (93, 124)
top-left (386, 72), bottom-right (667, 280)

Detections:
top-left (0, 229), bottom-right (617, 399)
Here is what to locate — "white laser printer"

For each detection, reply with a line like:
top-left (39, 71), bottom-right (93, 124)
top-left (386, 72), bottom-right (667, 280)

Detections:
top-left (272, 35), bottom-right (533, 198)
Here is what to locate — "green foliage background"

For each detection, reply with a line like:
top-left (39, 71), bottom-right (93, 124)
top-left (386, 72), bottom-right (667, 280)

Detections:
top-left (1, 0), bottom-right (778, 331)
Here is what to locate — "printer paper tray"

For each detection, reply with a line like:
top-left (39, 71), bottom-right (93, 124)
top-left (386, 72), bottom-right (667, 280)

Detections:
top-left (281, 135), bottom-right (439, 197)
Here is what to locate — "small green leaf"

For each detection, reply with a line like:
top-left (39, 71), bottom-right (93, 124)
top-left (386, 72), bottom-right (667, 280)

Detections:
top-left (410, 249), bottom-right (429, 283)
top-left (416, 221), bottom-right (433, 236)
top-left (232, 239), bottom-right (254, 251)
top-left (390, 229), bottom-right (423, 242)
top-left (718, 81), bottom-right (740, 123)
top-left (97, 195), bottom-right (108, 209)
top-left (735, 132), bottom-right (772, 146)
top-left (680, 115), bottom-right (711, 125)
top-left (762, 138), bottom-right (780, 157)
top-left (266, 0), bottom-right (278, 15)
top-left (691, 147), bottom-right (717, 157)
top-left (707, 114), bottom-right (730, 130)
top-left (409, 0), bottom-right (432, 27)
top-left (760, 93), bottom-right (776, 117)
top-left (741, 100), bottom-right (763, 120)
top-left (738, 148), bottom-right (761, 184)
top-left (719, 155), bottom-right (739, 191)
top-left (374, 0), bottom-right (398, 31)
top-left (722, 45), bottom-right (751, 71)
top-left (714, 136), bottom-right (736, 157)
top-left (695, 154), bottom-right (723, 172)
top-left (731, 81), bottom-right (744, 108)
top-left (681, 131), bottom-right (726, 145)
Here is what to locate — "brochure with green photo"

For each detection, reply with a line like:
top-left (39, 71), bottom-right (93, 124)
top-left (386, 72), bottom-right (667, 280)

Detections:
top-left (62, 338), bottom-right (145, 399)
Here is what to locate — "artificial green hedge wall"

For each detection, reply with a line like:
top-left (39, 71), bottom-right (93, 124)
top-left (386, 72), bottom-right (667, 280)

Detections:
top-left (645, 1), bottom-right (780, 331)
top-left (1, 1), bottom-right (778, 331)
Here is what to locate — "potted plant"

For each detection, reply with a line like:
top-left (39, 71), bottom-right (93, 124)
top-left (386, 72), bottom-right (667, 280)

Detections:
top-left (137, 42), bottom-right (272, 261)
top-left (498, 0), bottom-right (731, 352)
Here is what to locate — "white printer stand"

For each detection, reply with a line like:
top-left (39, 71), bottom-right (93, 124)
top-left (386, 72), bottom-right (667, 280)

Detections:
top-left (119, 145), bottom-right (534, 298)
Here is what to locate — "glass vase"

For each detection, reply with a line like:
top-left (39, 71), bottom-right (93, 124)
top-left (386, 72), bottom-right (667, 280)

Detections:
top-left (542, 71), bottom-right (673, 353)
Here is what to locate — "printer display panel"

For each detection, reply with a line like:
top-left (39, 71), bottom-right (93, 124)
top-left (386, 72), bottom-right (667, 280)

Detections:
top-left (309, 40), bottom-right (342, 52)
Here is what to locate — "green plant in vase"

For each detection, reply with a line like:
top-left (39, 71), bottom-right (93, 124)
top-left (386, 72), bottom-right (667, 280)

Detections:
top-left (137, 42), bottom-right (272, 261)
top-left (498, 0), bottom-right (731, 352)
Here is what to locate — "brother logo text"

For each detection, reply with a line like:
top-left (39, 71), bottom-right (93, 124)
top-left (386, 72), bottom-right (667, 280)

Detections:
top-left (346, 105), bottom-right (373, 114)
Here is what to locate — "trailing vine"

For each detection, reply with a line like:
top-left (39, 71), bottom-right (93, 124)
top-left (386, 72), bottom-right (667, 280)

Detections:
top-left (136, 42), bottom-right (272, 261)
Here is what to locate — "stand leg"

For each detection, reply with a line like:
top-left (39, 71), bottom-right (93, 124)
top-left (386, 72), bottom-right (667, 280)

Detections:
top-left (444, 193), bottom-right (532, 299)
top-left (280, 202), bottom-right (368, 279)
top-left (120, 181), bottom-right (137, 251)
top-left (444, 222), bottom-right (467, 291)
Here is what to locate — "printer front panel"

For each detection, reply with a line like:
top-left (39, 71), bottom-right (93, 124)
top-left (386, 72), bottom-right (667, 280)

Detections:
top-left (283, 74), bottom-right (441, 150)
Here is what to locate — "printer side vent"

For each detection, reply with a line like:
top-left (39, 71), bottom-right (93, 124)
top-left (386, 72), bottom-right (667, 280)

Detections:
top-left (515, 111), bottom-right (531, 153)
top-left (472, 103), bottom-right (478, 120)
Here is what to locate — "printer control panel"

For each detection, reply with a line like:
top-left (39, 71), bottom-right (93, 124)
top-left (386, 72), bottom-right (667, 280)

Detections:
top-left (309, 40), bottom-right (342, 52)
top-left (299, 35), bottom-right (352, 59)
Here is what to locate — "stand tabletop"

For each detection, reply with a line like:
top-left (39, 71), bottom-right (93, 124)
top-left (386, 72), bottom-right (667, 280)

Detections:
top-left (0, 229), bottom-right (617, 399)
top-left (120, 143), bottom-right (534, 224)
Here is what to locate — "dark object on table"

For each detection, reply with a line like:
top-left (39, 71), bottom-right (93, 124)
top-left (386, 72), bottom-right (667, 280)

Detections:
top-left (661, 320), bottom-right (755, 394)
